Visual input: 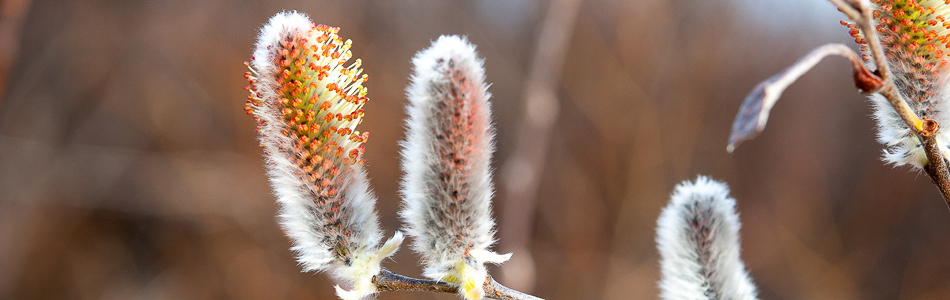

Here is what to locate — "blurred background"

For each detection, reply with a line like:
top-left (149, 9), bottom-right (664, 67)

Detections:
top-left (2, 0), bottom-right (949, 299)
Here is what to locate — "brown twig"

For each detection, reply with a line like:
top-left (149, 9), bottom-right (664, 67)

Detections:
top-left (0, 0), bottom-right (34, 103)
top-left (373, 270), bottom-right (456, 293)
top-left (726, 43), bottom-right (874, 151)
top-left (483, 275), bottom-right (539, 300)
top-left (373, 270), bottom-right (544, 300)
top-left (844, 0), bottom-right (926, 135)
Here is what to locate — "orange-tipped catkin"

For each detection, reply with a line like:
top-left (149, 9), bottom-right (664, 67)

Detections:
top-left (845, 1), bottom-right (950, 168)
top-left (244, 11), bottom-right (400, 300)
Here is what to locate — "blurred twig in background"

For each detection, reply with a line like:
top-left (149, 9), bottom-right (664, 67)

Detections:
top-left (498, 0), bottom-right (581, 291)
top-left (0, 0), bottom-right (33, 100)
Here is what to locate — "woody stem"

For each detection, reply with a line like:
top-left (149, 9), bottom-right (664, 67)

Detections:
top-left (373, 270), bottom-right (544, 300)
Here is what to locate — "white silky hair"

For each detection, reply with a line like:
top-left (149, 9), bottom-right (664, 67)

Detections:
top-left (656, 176), bottom-right (758, 300)
top-left (399, 35), bottom-right (510, 299)
top-left (869, 89), bottom-right (950, 170)
top-left (864, 1), bottom-right (950, 170)
top-left (870, 93), bottom-right (926, 169)
top-left (249, 11), bottom-right (400, 300)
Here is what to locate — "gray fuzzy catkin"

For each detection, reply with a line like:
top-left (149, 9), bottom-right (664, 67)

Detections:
top-left (399, 35), bottom-right (510, 299)
top-left (656, 176), bottom-right (758, 300)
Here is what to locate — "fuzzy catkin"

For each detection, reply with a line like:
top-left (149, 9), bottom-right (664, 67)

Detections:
top-left (244, 11), bottom-right (401, 300)
top-left (845, 1), bottom-right (950, 168)
top-left (399, 35), bottom-right (510, 300)
top-left (656, 176), bottom-right (758, 300)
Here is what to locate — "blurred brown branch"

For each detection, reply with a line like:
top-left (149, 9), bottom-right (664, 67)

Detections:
top-left (727, 43), bottom-right (876, 151)
top-left (498, 0), bottom-right (581, 291)
top-left (0, 0), bottom-right (33, 101)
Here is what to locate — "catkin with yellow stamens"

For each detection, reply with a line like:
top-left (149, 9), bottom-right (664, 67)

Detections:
top-left (244, 11), bottom-right (401, 300)
top-left (844, 1), bottom-right (950, 168)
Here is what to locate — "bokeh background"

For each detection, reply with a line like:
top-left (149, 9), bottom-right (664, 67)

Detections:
top-left (2, 0), bottom-right (949, 299)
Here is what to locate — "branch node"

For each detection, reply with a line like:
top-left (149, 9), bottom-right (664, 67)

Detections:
top-left (921, 118), bottom-right (940, 137)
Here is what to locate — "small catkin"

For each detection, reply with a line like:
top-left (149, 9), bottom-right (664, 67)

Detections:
top-left (399, 35), bottom-right (511, 299)
top-left (656, 176), bottom-right (758, 300)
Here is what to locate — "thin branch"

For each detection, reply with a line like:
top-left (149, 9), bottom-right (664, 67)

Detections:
top-left (373, 270), bottom-right (456, 293)
top-left (849, 0), bottom-right (890, 82)
top-left (835, 0), bottom-right (929, 136)
top-left (726, 43), bottom-right (878, 152)
top-left (373, 270), bottom-right (544, 300)
top-left (483, 275), bottom-right (540, 300)
top-left (922, 139), bottom-right (950, 207)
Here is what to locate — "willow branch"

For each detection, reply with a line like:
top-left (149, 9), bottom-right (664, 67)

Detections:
top-left (727, 43), bottom-right (879, 151)
top-left (728, 0), bottom-right (950, 206)
top-left (483, 275), bottom-right (540, 300)
top-left (828, 0), bottom-right (950, 206)
top-left (920, 137), bottom-right (950, 207)
top-left (373, 270), bottom-right (544, 300)
top-left (839, 0), bottom-right (928, 135)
